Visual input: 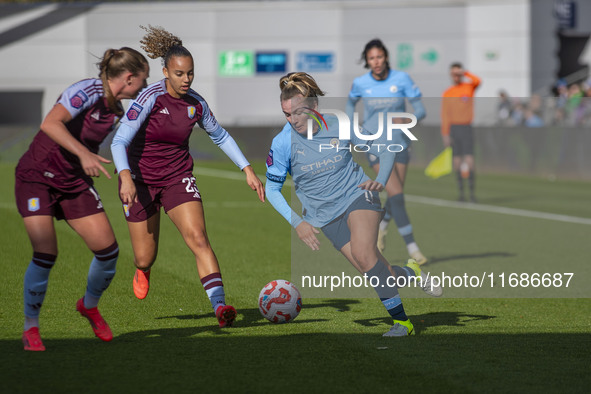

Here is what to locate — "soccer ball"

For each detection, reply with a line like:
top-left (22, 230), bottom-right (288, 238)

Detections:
top-left (258, 280), bottom-right (302, 323)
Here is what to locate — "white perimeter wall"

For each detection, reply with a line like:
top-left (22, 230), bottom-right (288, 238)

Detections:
top-left (0, 0), bottom-right (530, 127)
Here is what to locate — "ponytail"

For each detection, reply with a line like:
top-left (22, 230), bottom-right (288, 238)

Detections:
top-left (279, 72), bottom-right (325, 101)
top-left (140, 25), bottom-right (192, 67)
top-left (98, 47), bottom-right (148, 116)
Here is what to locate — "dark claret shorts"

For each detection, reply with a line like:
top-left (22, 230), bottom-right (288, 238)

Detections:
top-left (121, 176), bottom-right (203, 222)
top-left (450, 124), bottom-right (474, 156)
top-left (321, 191), bottom-right (384, 251)
top-left (15, 178), bottom-right (104, 220)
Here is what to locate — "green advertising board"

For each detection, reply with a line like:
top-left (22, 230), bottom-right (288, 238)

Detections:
top-left (396, 43), bottom-right (413, 70)
top-left (219, 51), bottom-right (255, 76)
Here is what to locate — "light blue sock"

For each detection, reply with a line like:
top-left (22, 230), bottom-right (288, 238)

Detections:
top-left (201, 272), bottom-right (226, 312)
top-left (85, 242), bottom-right (118, 309)
top-left (206, 286), bottom-right (226, 312)
top-left (24, 253), bottom-right (57, 322)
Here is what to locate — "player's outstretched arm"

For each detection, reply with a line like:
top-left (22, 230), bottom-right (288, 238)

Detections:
top-left (357, 128), bottom-right (396, 191)
top-left (41, 103), bottom-right (111, 179)
top-left (295, 221), bottom-right (321, 251)
top-left (266, 178), bottom-right (319, 250)
top-left (242, 165), bottom-right (265, 202)
top-left (117, 169), bottom-right (138, 208)
top-left (111, 122), bottom-right (141, 207)
top-left (243, 165), bottom-right (265, 202)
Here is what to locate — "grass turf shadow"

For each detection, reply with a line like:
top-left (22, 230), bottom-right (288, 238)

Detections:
top-left (1, 330), bottom-right (588, 394)
top-left (355, 311), bottom-right (495, 334)
top-left (154, 299), bottom-right (362, 329)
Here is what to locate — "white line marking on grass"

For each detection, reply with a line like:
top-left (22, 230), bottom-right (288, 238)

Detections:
top-left (196, 167), bottom-right (590, 225)
top-left (195, 166), bottom-right (292, 186)
top-left (103, 202), bottom-right (266, 209)
top-left (205, 201), bottom-right (266, 209)
top-left (7, 167), bottom-right (588, 224)
top-left (195, 166), bottom-right (249, 181)
top-left (0, 201), bottom-right (265, 211)
top-left (405, 194), bottom-right (591, 226)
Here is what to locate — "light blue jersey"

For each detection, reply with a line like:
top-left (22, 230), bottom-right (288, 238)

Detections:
top-left (347, 69), bottom-right (425, 146)
top-left (266, 117), bottom-right (394, 228)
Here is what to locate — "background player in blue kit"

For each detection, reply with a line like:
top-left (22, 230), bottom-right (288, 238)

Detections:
top-left (266, 72), bottom-right (441, 337)
top-left (111, 26), bottom-right (265, 328)
top-left (15, 47), bottom-right (149, 350)
top-left (347, 39), bottom-right (428, 264)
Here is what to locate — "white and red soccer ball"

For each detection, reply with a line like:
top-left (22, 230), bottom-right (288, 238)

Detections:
top-left (258, 280), bottom-right (302, 323)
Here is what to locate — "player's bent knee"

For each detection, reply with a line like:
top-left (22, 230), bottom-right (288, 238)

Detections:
top-left (133, 251), bottom-right (157, 270)
top-left (350, 248), bottom-right (378, 270)
top-left (184, 230), bottom-right (210, 251)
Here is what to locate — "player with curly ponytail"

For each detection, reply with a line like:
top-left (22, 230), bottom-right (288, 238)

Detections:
top-left (111, 26), bottom-right (265, 328)
top-left (16, 47), bottom-right (149, 351)
top-left (139, 24), bottom-right (190, 65)
top-left (265, 72), bottom-right (442, 337)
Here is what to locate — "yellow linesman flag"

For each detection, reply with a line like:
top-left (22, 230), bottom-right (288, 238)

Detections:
top-left (424, 147), bottom-right (452, 179)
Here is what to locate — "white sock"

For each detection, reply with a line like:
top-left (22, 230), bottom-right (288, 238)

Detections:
top-left (379, 219), bottom-right (389, 232)
top-left (407, 242), bottom-right (420, 255)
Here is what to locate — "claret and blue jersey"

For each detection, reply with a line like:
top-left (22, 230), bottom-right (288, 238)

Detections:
top-left (15, 78), bottom-right (119, 193)
top-left (111, 79), bottom-right (249, 186)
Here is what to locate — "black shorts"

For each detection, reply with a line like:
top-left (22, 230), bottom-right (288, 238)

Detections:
top-left (450, 124), bottom-right (474, 156)
top-left (321, 191), bottom-right (384, 251)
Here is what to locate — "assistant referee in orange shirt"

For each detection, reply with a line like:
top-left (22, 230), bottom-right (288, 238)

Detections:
top-left (441, 62), bottom-right (481, 202)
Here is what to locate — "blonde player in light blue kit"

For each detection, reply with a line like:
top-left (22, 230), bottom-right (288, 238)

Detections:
top-left (266, 72), bottom-right (441, 337)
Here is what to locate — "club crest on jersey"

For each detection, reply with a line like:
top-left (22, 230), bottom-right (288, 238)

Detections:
top-left (330, 138), bottom-right (339, 147)
top-left (70, 90), bottom-right (88, 109)
top-left (266, 149), bottom-right (273, 166)
top-left (28, 198), bottom-right (40, 212)
top-left (127, 103), bottom-right (143, 120)
top-left (187, 106), bottom-right (196, 119)
top-left (390, 85), bottom-right (398, 93)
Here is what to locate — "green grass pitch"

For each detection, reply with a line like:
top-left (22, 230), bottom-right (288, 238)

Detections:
top-left (1, 159), bottom-right (590, 393)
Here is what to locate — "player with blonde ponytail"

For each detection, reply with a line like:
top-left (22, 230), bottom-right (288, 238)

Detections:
top-left (266, 72), bottom-right (442, 337)
top-left (279, 72), bottom-right (325, 100)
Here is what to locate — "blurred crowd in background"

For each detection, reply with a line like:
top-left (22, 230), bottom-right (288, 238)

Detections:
top-left (497, 79), bottom-right (591, 127)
